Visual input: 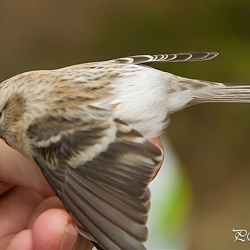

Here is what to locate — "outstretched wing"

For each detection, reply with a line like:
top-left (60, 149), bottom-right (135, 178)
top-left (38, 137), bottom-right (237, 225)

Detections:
top-left (115, 52), bottom-right (218, 65)
top-left (28, 115), bottom-right (163, 250)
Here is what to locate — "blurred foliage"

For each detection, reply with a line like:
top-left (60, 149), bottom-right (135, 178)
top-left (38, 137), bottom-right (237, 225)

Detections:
top-left (148, 137), bottom-right (193, 249)
top-left (1, 0), bottom-right (250, 249)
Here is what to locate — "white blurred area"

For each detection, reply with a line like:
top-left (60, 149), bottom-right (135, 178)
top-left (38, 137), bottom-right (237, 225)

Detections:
top-left (147, 135), bottom-right (193, 249)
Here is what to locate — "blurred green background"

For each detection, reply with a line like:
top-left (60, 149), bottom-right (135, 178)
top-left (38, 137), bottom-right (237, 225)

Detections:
top-left (1, 1), bottom-right (250, 249)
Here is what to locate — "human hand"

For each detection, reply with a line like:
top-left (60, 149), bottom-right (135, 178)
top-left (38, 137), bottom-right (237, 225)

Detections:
top-left (0, 139), bottom-right (92, 249)
top-left (0, 137), bottom-right (163, 249)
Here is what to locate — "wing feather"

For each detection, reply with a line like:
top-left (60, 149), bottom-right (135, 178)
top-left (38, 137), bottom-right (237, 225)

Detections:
top-left (32, 119), bottom-right (163, 250)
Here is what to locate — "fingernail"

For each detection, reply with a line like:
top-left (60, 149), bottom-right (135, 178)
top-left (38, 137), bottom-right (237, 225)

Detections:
top-left (60, 223), bottom-right (78, 250)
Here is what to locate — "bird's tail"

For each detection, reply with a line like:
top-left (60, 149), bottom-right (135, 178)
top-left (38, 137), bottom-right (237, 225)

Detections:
top-left (191, 84), bottom-right (250, 104)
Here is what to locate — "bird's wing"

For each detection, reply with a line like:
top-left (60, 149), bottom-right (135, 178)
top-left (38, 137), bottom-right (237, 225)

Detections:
top-left (115, 52), bottom-right (218, 64)
top-left (28, 114), bottom-right (163, 250)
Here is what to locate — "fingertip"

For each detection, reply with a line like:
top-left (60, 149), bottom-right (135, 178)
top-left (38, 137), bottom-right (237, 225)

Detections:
top-left (150, 136), bottom-right (164, 181)
top-left (60, 222), bottom-right (79, 250)
top-left (32, 209), bottom-right (78, 249)
top-left (150, 136), bottom-right (163, 149)
top-left (7, 230), bottom-right (33, 250)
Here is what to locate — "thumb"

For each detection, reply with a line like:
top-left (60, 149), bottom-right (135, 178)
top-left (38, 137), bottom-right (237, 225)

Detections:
top-left (32, 209), bottom-right (79, 250)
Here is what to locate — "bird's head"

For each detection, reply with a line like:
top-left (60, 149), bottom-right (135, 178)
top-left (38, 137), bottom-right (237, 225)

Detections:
top-left (0, 71), bottom-right (57, 157)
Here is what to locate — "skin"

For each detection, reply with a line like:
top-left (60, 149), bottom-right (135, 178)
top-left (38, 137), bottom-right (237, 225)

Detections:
top-left (0, 137), bottom-right (162, 250)
top-left (0, 139), bottom-right (85, 250)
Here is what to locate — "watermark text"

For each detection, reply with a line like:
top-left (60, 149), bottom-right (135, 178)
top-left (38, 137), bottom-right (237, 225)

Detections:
top-left (233, 229), bottom-right (250, 242)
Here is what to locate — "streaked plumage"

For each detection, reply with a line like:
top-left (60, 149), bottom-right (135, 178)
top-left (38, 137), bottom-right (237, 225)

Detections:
top-left (0, 52), bottom-right (249, 249)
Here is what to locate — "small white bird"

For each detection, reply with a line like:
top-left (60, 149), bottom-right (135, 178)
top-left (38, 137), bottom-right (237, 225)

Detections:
top-left (0, 52), bottom-right (249, 250)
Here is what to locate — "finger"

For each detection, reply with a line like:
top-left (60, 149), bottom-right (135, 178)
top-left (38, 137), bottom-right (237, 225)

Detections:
top-left (0, 139), bottom-right (53, 196)
top-left (28, 196), bottom-right (65, 227)
top-left (0, 182), bottom-right (13, 195)
top-left (30, 198), bottom-right (93, 250)
top-left (150, 136), bottom-right (163, 149)
top-left (150, 136), bottom-right (164, 180)
top-left (6, 230), bottom-right (33, 250)
top-left (0, 187), bottom-right (43, 238)
top-left (32, 209), bottom-right (78, 250)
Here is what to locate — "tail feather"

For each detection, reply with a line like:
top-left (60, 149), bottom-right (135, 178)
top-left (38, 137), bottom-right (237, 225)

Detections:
top-left (192, 85), bottom-right (250, 104)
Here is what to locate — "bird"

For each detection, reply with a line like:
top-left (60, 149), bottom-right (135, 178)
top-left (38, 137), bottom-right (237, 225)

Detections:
top-left (0, 52), bottom-right (249, 250)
